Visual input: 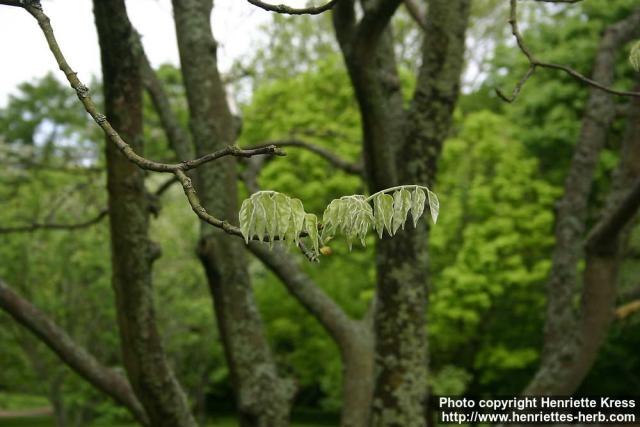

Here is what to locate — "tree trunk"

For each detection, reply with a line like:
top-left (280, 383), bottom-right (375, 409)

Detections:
top-left (524, 9), bottom-right (640, 395)
top-left (333, 1), bottom-right (469, 424)
top-left (528, 81), bottom-right (640, 395)
top-left (341, 324), bottom-right (375, 427)
top-left (93, 2), bottom-right (196, 426)
top-left (249, 243), bottom-right (375, 426)
top-left (171, 1), bottom-right (293, 425)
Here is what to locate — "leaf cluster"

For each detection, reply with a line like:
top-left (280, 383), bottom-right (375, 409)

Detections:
top-left (239, 186), bottom-right (439, 257)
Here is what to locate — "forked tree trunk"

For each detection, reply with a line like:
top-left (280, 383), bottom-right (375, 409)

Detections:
top-left (332, 1), bottom-right (470, 424)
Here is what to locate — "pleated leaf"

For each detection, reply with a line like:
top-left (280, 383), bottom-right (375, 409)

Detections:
top-left (289, 198), bottom-right (306, 245)
top-left (373, 193), bottom-right (394, 238)
top-left (304, 213), bottom-right (319, 255)
top-left (239, 185), bottom-right (440, 261)
top-left (239, 198), bottom-right (253, 244)
top-left (427, 189), bottom-right (440, 224)
top-left (411, 187), bottom-right (427, 227)
top-left (391, 188), bottom-right (412, 234)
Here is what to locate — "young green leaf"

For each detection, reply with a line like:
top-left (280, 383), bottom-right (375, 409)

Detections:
top-left (391, 188), bottom-right (412, 233)
top-left (373, 193), bottom-right (394, 238)
top-left (239, 198), bottom-right (253, 243)
top-left (427, 189), bottom-right (440, 224)
top-left (411, 187), bottom-right (427, 227)
top-left (304, 213), bottom-right (319, 255)
top-left (321, 199), bottom-right (340, 241)
top-left (259, 193), bottom-right (277, 247)
top-left (252, 197), bottom-right (268, 242)
top-left (289, 198), bottom-right (306, 245)
top-left (274, 192), bottom-right (292, 239)
top-left (239, 185), bottom-right (440, 260)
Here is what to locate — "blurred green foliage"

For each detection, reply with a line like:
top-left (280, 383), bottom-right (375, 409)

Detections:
top-left (1, 0), bottom-right (639, 424)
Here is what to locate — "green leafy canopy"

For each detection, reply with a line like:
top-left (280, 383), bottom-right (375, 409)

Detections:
top-left (238, 185), bottom-right (439, 257)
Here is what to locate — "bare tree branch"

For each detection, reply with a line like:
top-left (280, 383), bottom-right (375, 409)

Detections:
top-left (0, 159), bottom-right (102, 175)
top-left (496, 65), bottom-right (535, 103)
top-left (19, 5), bottom-right (283, 174)
top-left (139, 33), bottom-right (321, 260)
top-left (174, 170), bottom-right (316, 261)
top-left (248, 140), bottom-right (363, 175)
top-left (0, 209), bottom-right (108, 234)
top-left (247, 242), bottom-right (374, 425)
top-left (0, 3), bottom-right (300, 248)
top-left (249, 243), bottom-right (358, 344)
top-left (0, 279), bottom-right (149, 426)
top-left (246, 0), bottom-right (340, 15)
top-left (498, 1), bottom-right (640, 101)
top-left (0, 0), bottom-right (24, 6)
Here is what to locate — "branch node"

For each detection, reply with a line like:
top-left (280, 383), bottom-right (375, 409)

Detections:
top-left (76, 84), bottom-right (90, 99)
top-left (23, 0), bottom-right (41, 9)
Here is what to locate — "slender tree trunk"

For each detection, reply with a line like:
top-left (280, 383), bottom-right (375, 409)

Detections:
top-left (249, 244), bottom-right (375, 426)
top-left (171, 1), bottom-right (292, 425)
top-left (341, 324), bottom-right (375, 427)
top-left (528, 81), bottom-right (640, 395)
top-left (525, 9), bottom-right (640, 395)
top-left (93, 2), bottom-right (196, 426)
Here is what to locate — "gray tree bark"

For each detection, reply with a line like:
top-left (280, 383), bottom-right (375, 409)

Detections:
top-left (93, 2), bottom-right (196, 426)
top-left (249, 244), bottom-right (375, 427)
top-left (171, 1), bottom-right (293, 425)
top-left (332, 1), bottom-right (470, 424)
top-left (525, 8), bottom-right (640, 395)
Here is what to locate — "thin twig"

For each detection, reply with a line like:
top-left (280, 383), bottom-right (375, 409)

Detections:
top-left (496, 65), bottom-right (536, 103)
top-left (17, 3), bottom-right (285, 174)
top-left (497, 0), bottom-right (640, 101)
top-left (246, 0), bottom-right (340, 15)
top-left (0, 209), bottom-right (108, 234)
top-left (4, 2), bottom-right (289, 246)
top-left (248, 139), bottom-right (363, 175)
top-left (176, 170), bottom-right (316, 261)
